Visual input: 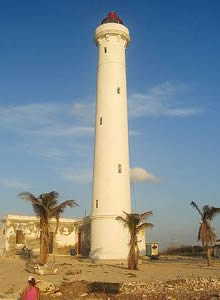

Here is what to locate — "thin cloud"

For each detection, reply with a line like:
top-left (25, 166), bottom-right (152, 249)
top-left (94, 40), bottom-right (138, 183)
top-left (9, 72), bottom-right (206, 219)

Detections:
top-left (70, 81), bottom-right (203, 122)
top-left (0, 179), bottom-right (32, 189)
top-left (0, 81), bottom-right (203, 139)
top-left (0, 81), bottom-right (203, 164)
top-left (63, 169), bottom-right (92, 184)
top-left (130, 168), bottom-right (159, 183)
top-left (0, 103), bottom-right (61, 129)
top-left (32, 125), bottom-right (94, 137)
top-left (128, 81), bottom-right (203, 118)
top-left (0, 103), bottom-right (94, 138)
top-left (72, 101), bottom-right (95, 125)
top-left (62, 167), bottom-right (158, 184)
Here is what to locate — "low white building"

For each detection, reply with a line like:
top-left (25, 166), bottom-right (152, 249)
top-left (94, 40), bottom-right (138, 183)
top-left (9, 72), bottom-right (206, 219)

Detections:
top-left (0, 215), bottom-right (90, 257)
top-left (0, 214), bottom-right (146, 259)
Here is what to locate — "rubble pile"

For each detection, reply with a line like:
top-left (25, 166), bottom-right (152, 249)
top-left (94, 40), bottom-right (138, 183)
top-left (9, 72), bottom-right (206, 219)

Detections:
top-left (1, 278), bottom-right (220, 299)
top-left (120, 278), bottom-right (220, 299)
top-left (46, 278), bottom-right (220, 299)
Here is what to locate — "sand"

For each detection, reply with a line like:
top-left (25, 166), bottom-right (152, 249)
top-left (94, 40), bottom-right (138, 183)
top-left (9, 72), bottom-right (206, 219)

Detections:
top-left (0, 255), bottom-right (220, 295)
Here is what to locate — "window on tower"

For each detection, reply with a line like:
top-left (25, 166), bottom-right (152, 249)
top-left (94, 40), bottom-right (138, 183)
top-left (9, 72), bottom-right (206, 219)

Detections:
top-left (99, 117), bottom-right (102, 125)
top-left (118, 164), bottom-right (122, 173)
top-left (96, 200), bottom-right (98, 208)
top-left (104, 47), bottom-right (107, 53)
top-left (117, 87), bottom-right (121, 94)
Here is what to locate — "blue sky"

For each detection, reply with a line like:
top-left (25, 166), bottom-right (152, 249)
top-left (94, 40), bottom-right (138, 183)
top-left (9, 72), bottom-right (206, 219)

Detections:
top-left (0, 0), bottom-right (219, 249)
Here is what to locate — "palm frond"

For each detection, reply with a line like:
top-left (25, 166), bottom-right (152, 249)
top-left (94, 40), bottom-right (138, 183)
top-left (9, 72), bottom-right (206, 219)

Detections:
top-left (18, 192), bottom-right (43, 207)
top-left (139, 211), bottom-right (153, 221)
top-left (122, 211), bottom-right (130, 218)
top-left (50, 200), bottom-right (78, 233)
top-left (203, 206), bottom-right (220, 221)
top-left (40, 191), bottom-right (59, 209)
top-left (55, 199), bottom-right (78, 210)
top-left (48, 191), bottom-right (59, 200)
top-left (32, 203), bottom-right (44, 218)
top-left (211, 207), bottom-right (220, 218)
top-left (40, 191), bottom-right (59, 201)
top-left (50, 200), bottom-right (78, 218)
top-left (120, 213), bottom-right (141, 233)
top-left (191, 201), bottom-right (202, 216)
top-left (115, 216), bottom-right (128, 228)
top-left (137, 222), bottom-right (154, 234)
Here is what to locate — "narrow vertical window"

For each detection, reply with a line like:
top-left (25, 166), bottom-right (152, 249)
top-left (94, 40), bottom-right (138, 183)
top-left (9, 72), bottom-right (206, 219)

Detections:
top-left (117, 87), bottom-right (121, 94)
top-left (99, 117), bottom-right (102, 125)
top-left (118, 164), bottom-right (122, 173)
top-left (96, 200), bottom-right (98, 208)
top-left (104, 47), bottom-right (107, 53)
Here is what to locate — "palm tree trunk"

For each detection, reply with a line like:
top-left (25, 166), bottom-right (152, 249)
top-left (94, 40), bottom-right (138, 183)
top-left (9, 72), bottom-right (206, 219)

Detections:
top-left (128, 245), bottom-right (136, 270)
top-left (128, 234), bottom-right (137, 270)
top-left (207, 247), bottom-right (211, 266)
top-left (39, 222), bottom-right (49, 265)
top-left (135, 244), bottom-right (140, 270)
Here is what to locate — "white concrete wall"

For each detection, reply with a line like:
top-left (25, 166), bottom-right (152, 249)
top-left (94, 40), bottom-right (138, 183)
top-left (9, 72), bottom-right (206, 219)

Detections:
top-left (138, 231), bottom-right (146, 256)
top-left (55, 227), bottom-right (76, 247)
top-left (0, 215), bottom-right (80, 255)
top-left (91, 22), bottom-right (131, 260)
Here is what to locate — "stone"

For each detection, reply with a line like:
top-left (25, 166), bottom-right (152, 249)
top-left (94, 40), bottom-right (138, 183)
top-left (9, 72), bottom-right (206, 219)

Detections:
top-left (26, 264), bottom-right (58, 275)
top-left (36, 280), bottom-right (56, 294)
top-left (52, 291), bottom-right (62, 297)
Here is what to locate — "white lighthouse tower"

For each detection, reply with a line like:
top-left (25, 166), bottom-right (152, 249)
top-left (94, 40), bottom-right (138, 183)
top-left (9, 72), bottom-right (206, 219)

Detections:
top-left (90, 12), bottom-right (131, 260)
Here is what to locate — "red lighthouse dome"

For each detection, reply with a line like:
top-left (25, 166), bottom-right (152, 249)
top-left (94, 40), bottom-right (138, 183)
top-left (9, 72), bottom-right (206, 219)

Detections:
top-left (101, 11), bottom-right (123, 25)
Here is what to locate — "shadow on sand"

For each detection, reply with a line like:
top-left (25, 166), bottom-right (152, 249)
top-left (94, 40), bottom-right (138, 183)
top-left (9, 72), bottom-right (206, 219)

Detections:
top-left (88, 282), bottom-right (121, 295)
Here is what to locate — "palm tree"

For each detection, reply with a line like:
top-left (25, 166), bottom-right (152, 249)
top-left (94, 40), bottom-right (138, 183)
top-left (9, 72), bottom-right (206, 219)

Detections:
top-left (116, 211), bottom-right (153, 270)
top-left (191, 201), bottom-right (220, 266)
top-left (18, 191), bottom-right (78, 265)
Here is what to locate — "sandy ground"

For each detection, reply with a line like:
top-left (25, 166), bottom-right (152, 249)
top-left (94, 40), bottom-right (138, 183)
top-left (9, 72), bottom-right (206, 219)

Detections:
top-left (0, 255), bottom-right (220, 295)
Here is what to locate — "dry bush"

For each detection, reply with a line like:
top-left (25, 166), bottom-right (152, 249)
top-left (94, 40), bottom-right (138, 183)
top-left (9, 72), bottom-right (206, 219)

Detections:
top-left (163, 245), bottom-right (204, 256)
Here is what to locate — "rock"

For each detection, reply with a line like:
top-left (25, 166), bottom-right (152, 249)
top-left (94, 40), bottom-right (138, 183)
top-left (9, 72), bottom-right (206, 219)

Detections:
top-left (26, 264), bottom-right (58, 275)
top-left (36, 280), bottom-right (56, 294)
top-left (80, 293), bottom-right (88, 297)
top-left (52, 291), bottom-right (62, 297)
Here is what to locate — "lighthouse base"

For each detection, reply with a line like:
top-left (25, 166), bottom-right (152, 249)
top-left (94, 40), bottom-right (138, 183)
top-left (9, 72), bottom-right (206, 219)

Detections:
top-left (90, 215), bottom-right (130, 260)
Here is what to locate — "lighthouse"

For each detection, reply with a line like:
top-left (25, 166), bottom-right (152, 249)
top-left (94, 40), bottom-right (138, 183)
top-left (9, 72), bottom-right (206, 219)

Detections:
top-left (90, 12), bottom-right (131, 260)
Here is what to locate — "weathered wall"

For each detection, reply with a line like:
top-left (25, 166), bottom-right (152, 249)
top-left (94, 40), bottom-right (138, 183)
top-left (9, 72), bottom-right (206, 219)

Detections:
top-left (0, 215), bottom-right (86, 256)
top-left (4, 217), bottom-right (40, 255)
top-left (0, 227), bottom-right (6, 256)
top-left (54, 223), bottom-right (77, 255)
top-left (138, 230), bottom-right (146, 256)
